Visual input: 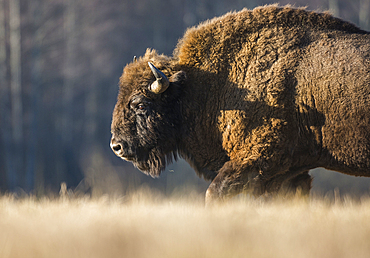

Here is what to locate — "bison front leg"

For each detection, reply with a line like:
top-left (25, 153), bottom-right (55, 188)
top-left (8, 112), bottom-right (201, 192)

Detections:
top-left (282, 171), bottom-right (312, 196)
top-left (264, 170), bottom-right (312, 197)
top-left (205, 162), bottom-right (262, 205)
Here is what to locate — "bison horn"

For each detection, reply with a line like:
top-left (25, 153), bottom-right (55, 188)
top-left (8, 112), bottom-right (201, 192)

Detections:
top-left (133, 56), bottom-right (137, 62)
top-left (148, 62), bottom-right (170, 94)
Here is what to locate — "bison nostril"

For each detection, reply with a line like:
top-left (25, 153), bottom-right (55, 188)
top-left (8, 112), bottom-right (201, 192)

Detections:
top-left (110, 137), bottom-right (123, 155)
top-left (112, 143), bottom-right (122, 152)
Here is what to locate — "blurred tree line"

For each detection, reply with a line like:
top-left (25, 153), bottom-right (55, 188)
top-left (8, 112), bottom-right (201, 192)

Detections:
top-left (0, 0), bottom-right (370, 197)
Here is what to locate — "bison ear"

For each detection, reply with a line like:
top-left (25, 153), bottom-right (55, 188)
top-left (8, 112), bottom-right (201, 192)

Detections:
top-left (169, 70), bottom-right (187, 85)
top-left (164, 71), bottom-right (186, 98)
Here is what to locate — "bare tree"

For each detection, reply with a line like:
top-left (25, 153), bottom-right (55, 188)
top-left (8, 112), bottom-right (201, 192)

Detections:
top-left (24, 0), bottom-right (45, 192)
top-left (57, 0), bottom-right (78, 183)
top-left (62, 0), bottom-right (77, 142)
top-left (0, 0), bottom-right (9, 189)
top-left (8, 0), bottom-right (23, 189)
top-left (328, 0), bottom-right (340, 17)
top-left (0, 0), bottom-right (5, 84)
top-left (82, 2), bottom-right (98, 148)
top-left (360, 0), bottom-right (370, 30)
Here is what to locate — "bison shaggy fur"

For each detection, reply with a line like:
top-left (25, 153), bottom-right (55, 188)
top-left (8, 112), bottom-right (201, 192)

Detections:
top-left (111, 5), bottom-right (370, 204)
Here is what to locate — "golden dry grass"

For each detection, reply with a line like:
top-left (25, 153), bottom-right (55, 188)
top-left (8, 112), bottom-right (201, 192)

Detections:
top-left (0, 191), bottom-right (370, 258)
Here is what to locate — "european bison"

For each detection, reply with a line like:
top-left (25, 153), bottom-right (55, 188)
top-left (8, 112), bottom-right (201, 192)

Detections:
top-left (110, 5), bottom-right (370, 204)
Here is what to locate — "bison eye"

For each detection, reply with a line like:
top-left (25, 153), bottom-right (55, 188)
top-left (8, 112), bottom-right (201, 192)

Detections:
top-left (130, 96), bottom-right (151, 112)
top-left (137, 104), bottom-right (146, 110)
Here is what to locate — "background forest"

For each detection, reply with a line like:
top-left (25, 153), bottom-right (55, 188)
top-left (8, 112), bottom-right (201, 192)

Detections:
top-left (1, 0), bottom-right (370, 197)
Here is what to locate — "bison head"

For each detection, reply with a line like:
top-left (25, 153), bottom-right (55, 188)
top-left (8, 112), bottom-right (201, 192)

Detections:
top-left (110, 50), bottom-right (186, 177)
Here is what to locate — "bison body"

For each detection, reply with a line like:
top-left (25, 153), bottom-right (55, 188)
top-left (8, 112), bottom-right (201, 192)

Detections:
top-left (111, 5), bottom-right (370, 204)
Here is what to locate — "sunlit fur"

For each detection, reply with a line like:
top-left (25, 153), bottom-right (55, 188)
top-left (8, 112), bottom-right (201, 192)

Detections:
top-left (111, 5), bottom-right (370, 203)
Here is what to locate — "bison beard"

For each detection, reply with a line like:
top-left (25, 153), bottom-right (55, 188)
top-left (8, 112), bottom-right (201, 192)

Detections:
top-left (113, 123), bottom-right (179, 177)
top-left (136, 120), bottom-right (179, 177)
top-left (111, 5), bottom-right (370, 205)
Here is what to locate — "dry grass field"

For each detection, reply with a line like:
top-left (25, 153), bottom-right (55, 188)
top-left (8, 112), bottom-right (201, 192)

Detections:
top-left (1, 190), bottom-right (370, 258)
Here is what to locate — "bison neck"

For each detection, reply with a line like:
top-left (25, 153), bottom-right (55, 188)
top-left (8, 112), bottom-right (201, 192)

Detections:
top-left (176, 68), bottom-right (229, 181)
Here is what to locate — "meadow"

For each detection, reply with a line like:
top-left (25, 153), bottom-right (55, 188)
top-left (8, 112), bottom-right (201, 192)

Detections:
top-left (0, 190), bottom-right (370, 258)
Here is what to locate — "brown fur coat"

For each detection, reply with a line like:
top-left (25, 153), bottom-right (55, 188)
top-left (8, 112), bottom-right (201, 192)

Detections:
top-left (111, 5), bottom-right (370, 203)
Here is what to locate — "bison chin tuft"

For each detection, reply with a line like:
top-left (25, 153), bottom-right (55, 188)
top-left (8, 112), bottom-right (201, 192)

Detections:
top-left (133, 148), bottom-right (177, 178)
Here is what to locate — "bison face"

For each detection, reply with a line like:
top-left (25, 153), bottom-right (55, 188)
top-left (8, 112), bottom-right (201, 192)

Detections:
top-left (111, 59), bottom-right (186, 177)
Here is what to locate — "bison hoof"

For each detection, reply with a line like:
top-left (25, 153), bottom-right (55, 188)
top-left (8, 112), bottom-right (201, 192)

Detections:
top-left (205, 187), bottom-right (225, 207)
top-left (205, 188), bottom-right (216, 207)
